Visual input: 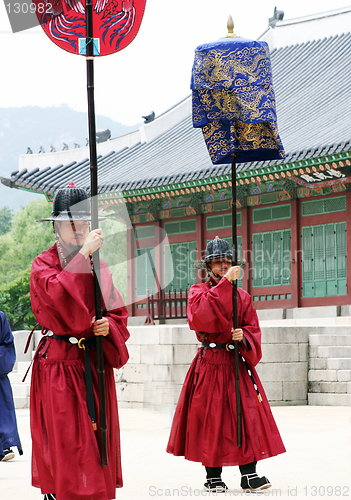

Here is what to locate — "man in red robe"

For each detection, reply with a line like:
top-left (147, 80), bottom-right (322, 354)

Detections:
top-left (30, 183), bottom-right (129, 500)
top-left (167, 237), bottom-right (285, 492)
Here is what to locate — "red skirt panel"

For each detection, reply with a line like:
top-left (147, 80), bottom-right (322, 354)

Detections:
top-left (30, 337), bottom-right (122, 500)
top-left (167, 347), bottom-right (285, 467)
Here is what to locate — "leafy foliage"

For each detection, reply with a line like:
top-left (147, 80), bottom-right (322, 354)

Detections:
top-left (0, 197), bottom-right (54, 286)
top-left (0, 268), bottom-right (36, 330)
top-left (0, 198), bottom-right (54, 329)
top-left (0, 206), bottom-right (13, 235)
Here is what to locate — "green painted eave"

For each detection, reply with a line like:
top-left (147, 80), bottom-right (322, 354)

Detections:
top-left (99, 149), bottom-right (351, 201)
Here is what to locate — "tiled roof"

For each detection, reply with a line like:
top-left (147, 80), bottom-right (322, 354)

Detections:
top-left (4, 32), bottom-right (351, 196)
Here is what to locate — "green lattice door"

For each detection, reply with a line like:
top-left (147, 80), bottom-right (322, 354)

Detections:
top-left (136, 247), bottom-right (156, 296)
top-left (252, 230), bottom-right (291, 287)
top-left (164, 241), bottom-right (197, 292)
top-left (302, 222), bottom-right (347, 298)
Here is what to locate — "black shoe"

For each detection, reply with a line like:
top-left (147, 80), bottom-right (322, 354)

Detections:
top-left (1, 448), bottom-right (15, 461)
top-left (204, 478), bottom-right (228, 493)
top-left (241, 473), bottom-right (271, 491)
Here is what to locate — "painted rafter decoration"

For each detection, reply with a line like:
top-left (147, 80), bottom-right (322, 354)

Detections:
top-left (112, 153), bottom-right (351, 197)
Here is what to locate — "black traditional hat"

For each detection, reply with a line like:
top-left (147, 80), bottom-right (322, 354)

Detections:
top-left (37, 181), bottom-right (105, 222)
top-left (194, 236), bottom-right (245, 269)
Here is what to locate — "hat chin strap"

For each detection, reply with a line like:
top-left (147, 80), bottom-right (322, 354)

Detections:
top-left (211, 271), bottom-right (222, 280)
top-left (206, 263), bottom-right (222, 281)
top-left (54, 223), bottom-right (84, 255)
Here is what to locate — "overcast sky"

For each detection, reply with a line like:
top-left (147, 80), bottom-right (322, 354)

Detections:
top-left (1, 0), bottom-right (351, 126)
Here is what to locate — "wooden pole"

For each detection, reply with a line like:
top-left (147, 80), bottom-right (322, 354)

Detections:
top-left (231, 151), bottom-right (242, 447)
top-left (86, 0), bottom-right (108, 466)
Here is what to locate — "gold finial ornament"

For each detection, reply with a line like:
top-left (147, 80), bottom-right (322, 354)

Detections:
top-left (226, 15), bottom-right (237, 37)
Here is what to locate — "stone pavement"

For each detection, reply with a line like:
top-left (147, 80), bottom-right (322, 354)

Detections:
top-left (2, 406), bottom-right (351, 500)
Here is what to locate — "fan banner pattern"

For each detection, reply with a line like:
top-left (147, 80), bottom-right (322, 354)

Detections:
top-left (32, 0), bottom-right (147, 56)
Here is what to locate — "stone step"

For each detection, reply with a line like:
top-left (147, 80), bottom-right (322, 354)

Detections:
top-left (309, 334), bottom-right (351, 346)
top-left (17, 360), bottom-right (32, 373)
top-left (308, 370), bottom-right (336, 382)
top-left (316, 346), bottom-right (351, 358)
top-left (9, 361), bottom-right (32, 409)
top-left (308, 392), bottom-right (351, 406)
top-left (327, 358), bottom-right (351, 370)
top-left (308, 369), bottom-right (351, 382)
top-left (306, 325), bottom-right (351, 334)
top-left (14, 396), bottom-right (29, 409)
top-left (308, 381), bottom-right (351, 393)
top-left (12, 380), bottom-right (31, 409)
top-left (309, 357), bottom-right (327, 369)
top-left (11, 383), bottom-right (30, 398)
top-left (8, 371), bottom-right (26, 384)
top-left (337, 369), bottom-right (351, 381)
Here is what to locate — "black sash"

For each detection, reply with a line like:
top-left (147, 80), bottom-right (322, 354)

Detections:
top-left (48, 333), bottom-right (97, 431)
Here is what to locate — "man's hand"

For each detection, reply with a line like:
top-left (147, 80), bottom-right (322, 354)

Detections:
top-left (231, 327), bottom-right (244, 342)
top-left (92, 317), bottom-right (109, 337)
top-left (224, 266), bottom-right (241, 282)
top-left (79, 229), bottom-right (104, 259)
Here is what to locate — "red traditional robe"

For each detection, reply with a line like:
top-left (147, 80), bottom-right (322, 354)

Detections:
top-left (167, 277), bottom-right (285, 467)
top-left (30, 244), bottom-right (129, 500)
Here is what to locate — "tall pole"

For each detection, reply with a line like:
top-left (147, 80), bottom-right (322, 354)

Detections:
top-left (231, 151), bottom-right (242, 447)
top-left (86, 0), bottom-right (108, 466)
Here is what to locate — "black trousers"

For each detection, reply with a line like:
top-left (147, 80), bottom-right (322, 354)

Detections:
top-left (206, 461), bottom-right (257, 479)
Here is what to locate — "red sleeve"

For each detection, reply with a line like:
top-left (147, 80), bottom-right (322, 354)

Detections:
top-left (187, 278), bottom-right (233, 333)
top-left (30, 250), bottom-right (95, 335)
top-left (238, 290), bottom-right (262, 366)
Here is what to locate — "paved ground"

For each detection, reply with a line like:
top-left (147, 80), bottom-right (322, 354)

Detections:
top-left (1, 406), bottom-right (351, 499)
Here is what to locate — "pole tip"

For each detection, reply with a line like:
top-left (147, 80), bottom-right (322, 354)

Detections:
top-left (226, 15), bottom-right (237, 37)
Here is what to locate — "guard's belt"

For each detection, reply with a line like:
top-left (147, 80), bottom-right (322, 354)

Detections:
top-left (202, 342), bottom-right (235, 351)
top-left (47, 332), bottom-right (97, 431)
top-left (201, 340), bottom-right (263, 403)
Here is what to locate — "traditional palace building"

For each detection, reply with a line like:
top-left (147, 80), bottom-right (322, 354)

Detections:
top-left (2, 7), bottom-right (351, 318)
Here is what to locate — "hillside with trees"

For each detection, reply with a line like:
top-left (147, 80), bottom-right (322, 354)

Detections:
top-left (0, 105), bottom-right (139, 210)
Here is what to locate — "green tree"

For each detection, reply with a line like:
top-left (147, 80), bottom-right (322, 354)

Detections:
top-left (0, 206), bottom-right (13, 235)
top-left (0, 268), bottom-right (36, 330)
top-left (0, 197), bottom-right (54, 330)
top-left (0, 197), bottom-right (54, 286)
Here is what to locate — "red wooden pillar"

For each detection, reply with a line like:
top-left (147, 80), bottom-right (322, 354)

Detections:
top-left (346, 190), bottom-right (351, 305)
top-left (244, 205), bottom-right (252, 296)
top-left (240, 207), bottom-right (250, 292)
top-left (196, 213), bottom-right (205, 283)
top-left (126, 222), bottom-right (135, 317)
top-left (296, 195), bottom-right (302, 308)
top-left (290, 197), bottom-right (300, 308)
top-left (155, 220), bottom-right (162, 292)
